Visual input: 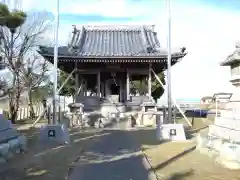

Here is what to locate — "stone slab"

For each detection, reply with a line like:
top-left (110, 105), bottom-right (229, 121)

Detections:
top-left (157, 124), bottom-right (186, 141)
top-left (0, 129), bottom-right (20, 144)
top-left (209, 124), bottom-right (240, 143)
top-left (0, 114), bottom-right (19, 144)
top-left (39, 124), bottom-right (70, 144)
top-left (0, 114), bottom-right (12, 131)
top-left (215, 117), bottom-right (240, 130)
top-left (216, 143), bottom-right (240, 169)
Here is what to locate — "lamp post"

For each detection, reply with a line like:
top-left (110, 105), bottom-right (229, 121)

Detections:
top-left (52, 0), bottom-right (59, 124)
top-left (166, 0), bottom-right (172, 123)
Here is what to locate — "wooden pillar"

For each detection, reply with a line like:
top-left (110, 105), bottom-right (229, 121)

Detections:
top-left (97, 71), bottom-right (101, 97)
top-left (74, 74), bottom-right (79, 102)
top-left (148, 63), bottom-right (152, 100)
top-left (126, 70), bottom-right (130, 101)
top-left (105, 81), bottom-right (108, 96)
top-left (100, 83), bottom-right (104, 97)
top-left (140, 79), bottom-right (143, 95)
top-left (74, 63), bottom-right (79, 102)
top-left (119, 79), bottom-right (123, 102)
top-left (84, 82), bottom-right (87, 96)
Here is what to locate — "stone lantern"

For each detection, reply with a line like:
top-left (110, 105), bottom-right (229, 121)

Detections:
top-left (67, 103), bottom-right (84, 127)
top-left (220, 43), bottom-right (240, 101)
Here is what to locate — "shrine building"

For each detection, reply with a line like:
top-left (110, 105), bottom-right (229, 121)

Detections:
top-left (38, 25), bottom-right (187, 113)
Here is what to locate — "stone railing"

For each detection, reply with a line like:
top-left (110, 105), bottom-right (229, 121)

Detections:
top-left (17, 104), bottom-right (44, 121)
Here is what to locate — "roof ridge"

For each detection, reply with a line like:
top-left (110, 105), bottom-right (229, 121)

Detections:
top-left (80, 25), bottom-right (155, 31)
top-left (140, 26), bottom-right (150, 53)
top-left (68, 26), bottom-right (86, 53)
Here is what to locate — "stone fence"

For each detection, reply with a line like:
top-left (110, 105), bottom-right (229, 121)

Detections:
top-left (17, 104), bottom-right (44, 121)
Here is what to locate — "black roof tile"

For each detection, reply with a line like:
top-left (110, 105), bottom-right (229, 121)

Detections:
top-left (221, 44), bottom-right (240, 66)
top-left (39, 25), bottom-right (186, 58)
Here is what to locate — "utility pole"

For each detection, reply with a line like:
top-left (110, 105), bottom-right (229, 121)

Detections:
top-left (52, 0), bottom-right (59, 124)
top-left (166, 0), bottom-right (172, 123)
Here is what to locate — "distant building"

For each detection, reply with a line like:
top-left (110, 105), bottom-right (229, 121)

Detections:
top-left (201, 96), bottom-right (214, 104)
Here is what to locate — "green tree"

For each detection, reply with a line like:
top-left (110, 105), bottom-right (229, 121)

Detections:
top-left (151, 72), bottom-right (165, 101)
top-left (131, 72), bottom-right (165, 101)
top-left (31, 85), bottom-right (53, 102)
top-left (57, 70), bottom-right (75, 97)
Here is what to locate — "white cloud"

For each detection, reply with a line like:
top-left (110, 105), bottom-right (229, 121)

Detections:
top-left (21, 0), bottom-right (161, 18)
top-left (4, 0), bottom-right (239, 99)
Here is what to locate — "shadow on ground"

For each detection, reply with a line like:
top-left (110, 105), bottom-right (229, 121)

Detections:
top-left (67, 128), bottom-right (160, 180)
top-left (0, 127), bottom-right (114, 180)
top-left (167, 169), bottom-right (195, 180)
top-left (1, 122), bottom-right (199, 180)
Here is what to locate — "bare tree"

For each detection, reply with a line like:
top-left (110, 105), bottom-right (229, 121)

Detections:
top-left (20, 54), bottom-right (50, 120)
top-left (0, 3), bottom-right (53, 123)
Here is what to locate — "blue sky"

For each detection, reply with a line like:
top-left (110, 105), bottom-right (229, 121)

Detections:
top-left (2, 0), bottom-right (240, 100)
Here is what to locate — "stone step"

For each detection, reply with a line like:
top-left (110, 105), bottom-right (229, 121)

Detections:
top-left (220, 110), bottom-right (240, 119)
top-left (209, 124), bottom-right (240, 143)
top-left (215, 117), bottom-right (240, 130)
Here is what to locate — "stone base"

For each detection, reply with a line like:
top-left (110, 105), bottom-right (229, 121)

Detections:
top-left (135, 111), bottom-right (157, 127)
top-left (39, 124), bottom-right (70, 144)
top-left (100, 103), bottom-right (126, 117)
top-left (157, 124), bottom-right (186, 141)
top-left (197, 133), bottom-right (240, 169)
top-left (0, 135), bottom-right (27, 163)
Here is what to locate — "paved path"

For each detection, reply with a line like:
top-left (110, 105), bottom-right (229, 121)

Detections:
top-left (68, 120), bottom-right (155, 180)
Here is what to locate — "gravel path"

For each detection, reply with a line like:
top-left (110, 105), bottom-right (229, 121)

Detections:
top-left (0, 119), bottom-right (155, 180)
top-left (68, 120), bottom-right (155, 180)
top-left (0, 127), bottom-right (106, 180)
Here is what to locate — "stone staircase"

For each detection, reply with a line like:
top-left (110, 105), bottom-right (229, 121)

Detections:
top-left (126, 96), bottom-right (151, 111)
top-left (75, 95), bottom-right (126, 128)
top-left (74, 95), bottom-right (152, 128)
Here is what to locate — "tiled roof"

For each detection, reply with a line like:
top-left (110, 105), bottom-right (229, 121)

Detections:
top-left (39, 25), bottom-right (186, 58)
top-left (221, 43), bottom-right (240, 66)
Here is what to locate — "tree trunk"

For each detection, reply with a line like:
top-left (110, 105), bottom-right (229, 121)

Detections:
top-left (8, 32), bottom-right (18, 124)
top-left (8, 93), bottom-right (17, 123)
top-left (28, 88), bottom-right (35, 120)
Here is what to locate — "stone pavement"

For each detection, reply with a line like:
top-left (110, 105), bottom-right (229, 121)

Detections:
top-left (68, 120), bottom-right (156, 180)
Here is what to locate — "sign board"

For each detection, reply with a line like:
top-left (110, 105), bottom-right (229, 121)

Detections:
top-left (169, 129), bottom-right (177, 136)
top-left (157, 124), bottom-right (186, 141)
top-left (48, 130), bottom-right (56, 137)
top-left (40, 124), bottom-right (70, 144)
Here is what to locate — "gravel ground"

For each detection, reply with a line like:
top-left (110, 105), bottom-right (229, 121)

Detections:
top-left (0, 119), bottom-right (155, 180)
top-left (68, 120), bottom-right (155, 180)
top-left (130, 127), bottom-right (240, 180)
top-left (0, 127), bottom-right (106, 180)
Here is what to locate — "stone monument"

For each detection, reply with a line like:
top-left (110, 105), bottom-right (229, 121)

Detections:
top-left (39, 103), bottom-right (70, 145)
top-left (0, 113), bottom-right (27, 163)
top-left (154, 106), bottom-right (186, 141)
